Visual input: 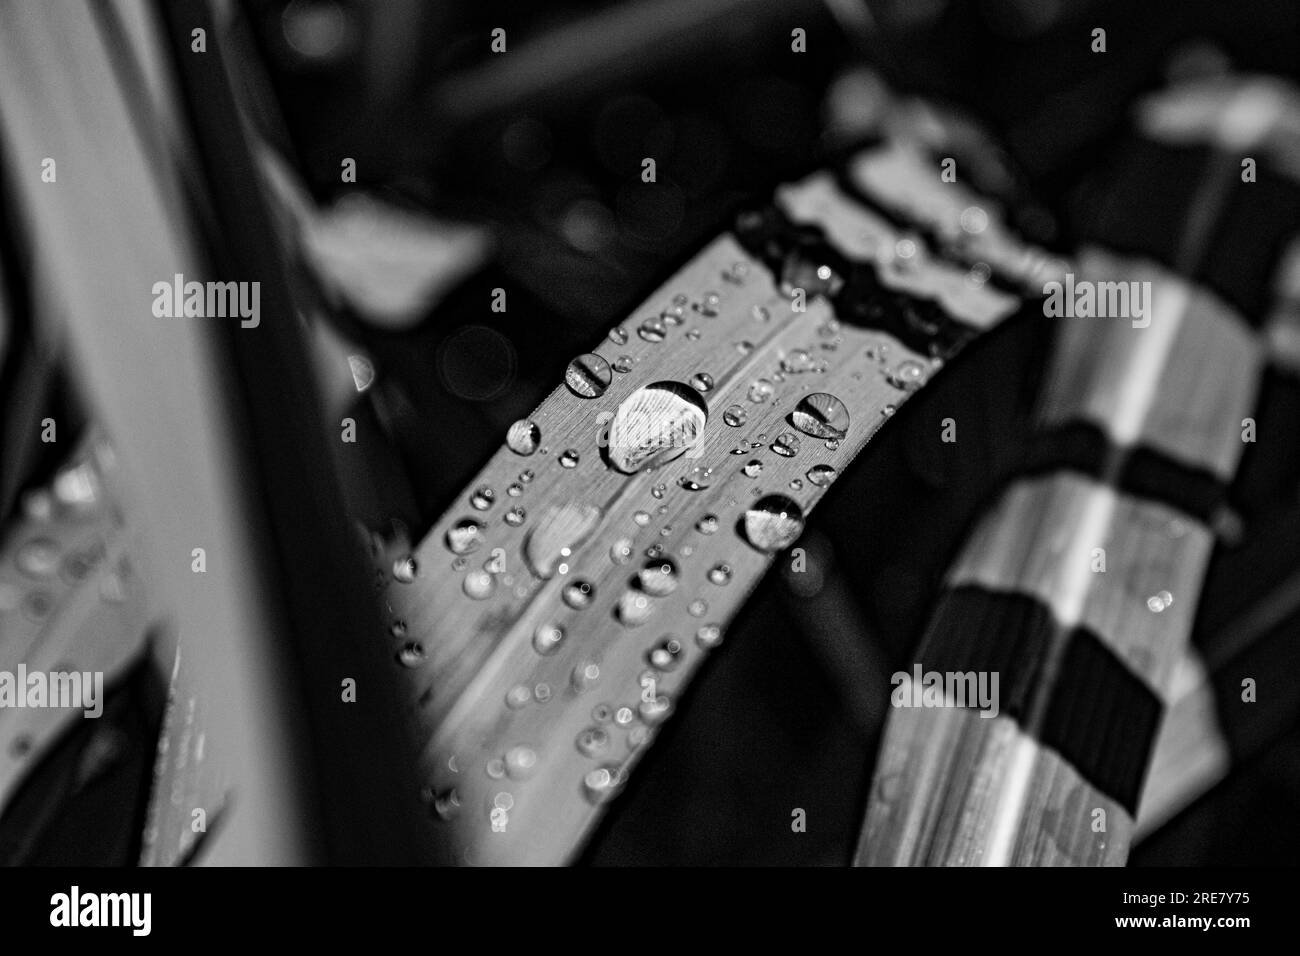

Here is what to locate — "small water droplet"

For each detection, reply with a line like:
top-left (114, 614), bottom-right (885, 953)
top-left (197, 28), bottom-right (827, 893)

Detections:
top-left (486, 759), bottom-right (506, 779)
top-left (614, 706), bottom-right (635, 726)
top-left (687, 599), bottom-right (708, 617)
top-left (638, 316), bottom-right (667, 342)
top-left (685, 329), bottom-right (701, 341)
top-left (633, 511), bottom-right (651, 527)
top-left (752, 305), bottom-right (771, 322)
top-left (577, 727), bottom-right (610, 757)
top-left (562, 579), bottom-right (596, 609)
top-left (806, 464), bottom-right (837, 487)
top-left (397, 642), bottom-right (426, 667)
top-left (651, 483), bottom-right (666, 500)
top-left (445, 519), bottom-right (483, 554)
top-left (464, 570), bottom-right (495, 599)
top-left (16, 539), bottom-right (59, 577)
top-left (696, 514), bottom-right (719, 535)
top-left (506, 507), bottom-right (528, 528)
top-left (772, 432), bottom-right (801, 457)
top-left (470, 486), bottom-right (495, 510)
top-left (506, 685), bottom-right (532, 708)
top-left (571, 661), bottom-right (601, 692)
top-left (725, 261), bottom-right (749, 283)
top-left (559, 449), bottom-right (580, 468)
top-left (565, 353), bottom-right (613, 398)
top-left (882, 404), bottom-right (896, 416)
top-left (393, 554), bottom-right (419, 582)
top-left (523, 503), bottom-right (601, 578)
top-left (824, 439), bottom-right (840, 451)
top-left (613, 355), bottom-right (634, 373)
top-left (534, 683), bottom-right (552, 702)
top-left (735, 340), bottom-right (754, 355)
top-left (791, 393), bottom-right (850, 440)
top-left (617, 590), bottom-right (654, 626)
top-left (506, 483), bottom-right (523, 497)
top-left (431, 788), bottom-right (461, 820)
top-left (696, 624), bottom-right (723, 648)
top-left (583, 765), bottom-right (624, 803)
top-left (639, 694), bottom-right (673, 725)
top-left (678, 466), bottom-right (711, 491)
top-left (742, 495), bottom-right (805, 552)
top-left (506, 419), bottom-right (542, 455)
top-left (533, 623), bottom-right (565, 655)
top-left (742, 459), bottom-right (763, 478)
top-left (519, 469), bottom-right (535, 483)
top-left (886, 360), bottom-right (927, 391)
top-left (789, 479), bottom-right (803, 490)
top-left (723, 405), bottom-right (748, 428)
top-left (697, 291), bottom-right (721, 316)
top-left (1147, 590), bottom-right (1174, 613)
top-left (690, 372), bottom-right (714, 393)
top-left (389, 620), bottom-right (408, 638)
top-left (748, 379), bottom-right (774, 404)
top-left (637, 557), bottom-right (679, 596)
top-left (707, 563), bottom-right (733, 585)
top-left (648, 637), bottom-right (683, 671)
top-left (609, 326), bottom-right (629, 345)
top-left (505, 746), bottom-right (537, 779)
top-left (610, 538), bottom-right (634, 564)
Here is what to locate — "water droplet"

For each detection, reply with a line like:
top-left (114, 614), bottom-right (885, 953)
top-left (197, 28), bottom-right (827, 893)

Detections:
top-left (52, 462), bottom-right (100, 510)
top-left (534, 683), bottom-right (553, 702)
top-left (393, 554), bottom-right (419, 582)
top-left (565, 353), bottom-right (613, 398)
top-left (613, 355), bottom-right (634, 373)
top-left (617, 589), bottom-right (654, 626)
top-left (661, 307), bottom-right (684, 326)
top-left (825, 439), bottom-right (840, 451)
top-left (690, 372), bottom-right (714, 393)
top-left (577, 727), bottom-right (610, 757)
top-left (609, 327), bottom-right (629, 345)
top-left (637, 557), bottom-right (679, 596)
top-left (633, 510), bottom-right (651, 527)
top-left (696, 624), bottom-right (723, 648)
top-left (505, 746), bottom-right (537, 779)
top-left (518, 469), bottom-right (535, 483)
top-left (506, 483), bottom-right (523, 497)
top-left (571, 661), bottom-right (601, 692)
top-left (806, 464), bottom-right (837, 487)
top-left (742, 459), bottom-right (763, 478)
top-left (723, 405), bottom-right (748, 428)
top-left (470, 486), bottom-right (495, 510)
top-left (506, 685), bottom-right (532, 709)
top-left (791, 393), bottom-right (850, 440)
top-left (431, 788), bottom-right (461, 820)
top-left (506, 419), bottom-right (542, 455)
top-left (533, 623), bottom-right (565, 655)
top-left (685, 329), bottom-right (701, 341)
top-left (697, 291), bottom-right (721, 316)
top-left (16, 539), bottom-right (59, 577)
top-left (882, 404), bottom-right (896, 416)
top-left (648, 637), bottom-right (684, 671)
top-left (486, 759), bottom-right (506, 779)
top-left (562, 579), bottom-right (596, 609)
top-left (960, 205), bottom-right (989, 234)
top-left (651, 483), bottom-right (666, 500)
top-left (614, 706), bottom-right (635, 726)
top-left (678, 466), bottom-right (711, 492)
top-left (687, 599), bottom-right (708, 617)
top-left (445, 519), bottom-right (485, 556)
top-left (886, 360), bottom-right (927, 391)
top-left (725, 261), bottom-right (749, 283)
top-left (639, 694), bottom-right (673, 725)
top-left (397, 642), bottom-right (426, 667)
top-left (638, 316), bottom-right (667, 342)
top-left (523, 503), bottom-right (601, 578)
top-left (735, 340), bottom-right (754, 355)
top-left (610, 538), bottom-right (634, 564)
top-left (1147, 590), bottom-right (1174, 613)
top-left (968, 262), bottom-right (992, 286)
top-left (707, 563), bottom-right (733, 585)
top-left (464, 570), bottom-right (495, 599)
top-left (504, 507), bottom-right (526, 526)
top-left (583, 765), bottom-right (624, 803)
top-left (696, 514), bottom-right (719, 535)
top-left (606, 381), bottom-right (708, 474)
top-left (742, 495), bottom-right (805, 553)
top-left (752, 305), bottom-right (771, 323)
top-left (559, 449), bottom-right (580, 469)
top-left (389, 620), bottom-right (408, 638)
top-left (772, 432), bottom-right (801, 457)
top-left (748, 379), bottom-right (774, 404)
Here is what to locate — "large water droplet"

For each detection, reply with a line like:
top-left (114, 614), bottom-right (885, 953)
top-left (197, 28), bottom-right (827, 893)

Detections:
top-left (562, 579), bottom-right (596, 609)
top-left (565, 353), bottom-right (613, 398)
top-left (606, 381), bottom-right (708, 474)
top-left (523, 503), bottom-right (601, 578)
top-left (637, 557), bottom-right (679, 596)
top-left (742, 495), bottom-right (805, 553)
top-left (446, 519), bottom-right (484, 554)
top-left (506, 419), bottom-right (541, 455)
top-left (791, 393), bottom-right (850, 440)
